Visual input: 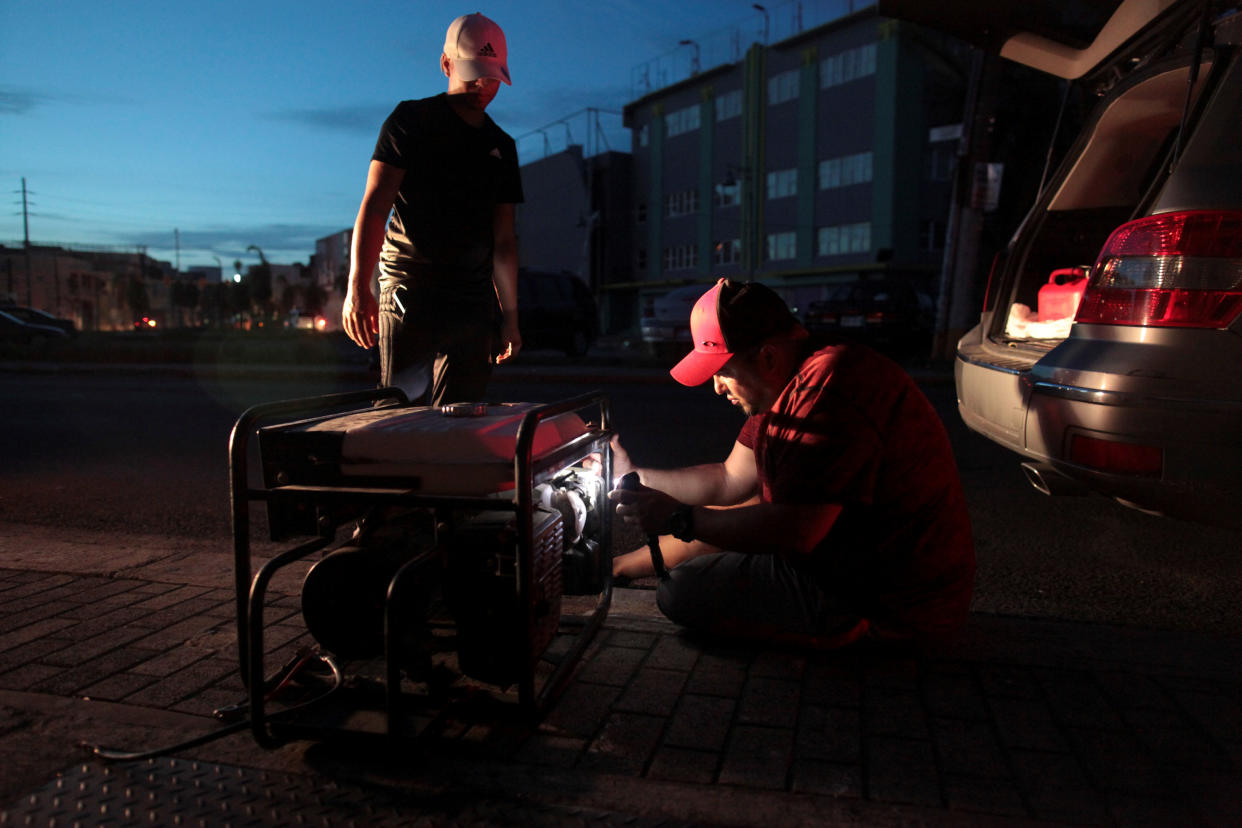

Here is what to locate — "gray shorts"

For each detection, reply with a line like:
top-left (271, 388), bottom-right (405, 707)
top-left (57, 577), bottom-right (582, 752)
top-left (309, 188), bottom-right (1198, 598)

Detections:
top-left (655, 552), bottom-right (869, 648)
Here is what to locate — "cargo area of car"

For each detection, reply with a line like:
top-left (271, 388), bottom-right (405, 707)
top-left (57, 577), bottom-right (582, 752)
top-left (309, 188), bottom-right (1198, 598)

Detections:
top-left (984, 62), bottom-right (1205, 354)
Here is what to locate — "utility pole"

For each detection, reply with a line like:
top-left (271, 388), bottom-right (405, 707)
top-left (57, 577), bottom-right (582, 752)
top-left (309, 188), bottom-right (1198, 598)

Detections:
top-left (21, 178), bottom-right (32, 306)
top-left (21, 178), bottom-right (30, 246)
top-left (934, 51), bottom-right (1000, 359)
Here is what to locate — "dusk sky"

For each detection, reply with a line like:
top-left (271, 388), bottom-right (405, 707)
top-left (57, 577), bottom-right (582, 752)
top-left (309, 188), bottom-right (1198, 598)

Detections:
top-left (1, 0), bottom-right (850, 274)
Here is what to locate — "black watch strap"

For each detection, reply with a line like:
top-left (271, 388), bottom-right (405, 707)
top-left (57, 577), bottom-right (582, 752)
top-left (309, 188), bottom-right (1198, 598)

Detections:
top-left (668, 504), bottom-right (695, 542)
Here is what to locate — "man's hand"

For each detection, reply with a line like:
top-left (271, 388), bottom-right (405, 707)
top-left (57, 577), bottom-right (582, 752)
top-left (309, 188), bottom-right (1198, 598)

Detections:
top-left (342, 287), bottom-right (378, 349)
top-left (609, 479), bottom-right (682, 537)
top-left (583, 435), bottom-right (635, 487)
top-left (609, 435), bottom-right (635, 483)
top-left (495, 315), bottom-right (522, 364)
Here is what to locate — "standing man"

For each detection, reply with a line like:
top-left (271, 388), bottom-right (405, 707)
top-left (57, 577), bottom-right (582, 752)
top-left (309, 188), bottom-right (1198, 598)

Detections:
top-left (610, 279), bottom-right (975, 648)
top-left (342, 12), bottom-right (523, 405)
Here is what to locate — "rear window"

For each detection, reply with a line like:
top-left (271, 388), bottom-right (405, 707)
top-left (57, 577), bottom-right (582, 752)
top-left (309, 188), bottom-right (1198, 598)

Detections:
top-left (1153, 56), bottom-right (1242, 212)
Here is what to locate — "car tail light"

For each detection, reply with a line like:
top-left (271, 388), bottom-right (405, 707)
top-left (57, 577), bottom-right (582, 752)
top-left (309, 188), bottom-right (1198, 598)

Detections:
top-left (865, 312), bottom-right (886, 325)
top-left (1069, 434), bottom-right (1162, 477)
top-left (1075, 210), bottom-right (1242, 328)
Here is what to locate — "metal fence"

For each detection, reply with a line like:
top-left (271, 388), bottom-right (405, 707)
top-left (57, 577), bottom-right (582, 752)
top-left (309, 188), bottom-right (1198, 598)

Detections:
top-left (629, 0), bottom-right (874, 99)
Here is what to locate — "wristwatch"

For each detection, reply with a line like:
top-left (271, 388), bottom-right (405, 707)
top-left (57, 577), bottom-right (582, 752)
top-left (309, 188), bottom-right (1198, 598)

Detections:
top-left (668, 504), bottom-right (695, 542)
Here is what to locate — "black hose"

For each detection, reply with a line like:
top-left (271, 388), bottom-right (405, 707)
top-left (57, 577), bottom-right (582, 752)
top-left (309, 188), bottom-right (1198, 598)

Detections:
top-left (619, 471), bottom-right (669, 580)
top-left (82, 650), bottom-right (343, 763)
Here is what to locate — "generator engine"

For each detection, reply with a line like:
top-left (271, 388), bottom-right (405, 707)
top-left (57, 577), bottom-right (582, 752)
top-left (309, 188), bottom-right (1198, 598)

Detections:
top-left (442, 506), bottom-right (565, 686)
top-left (264, 400), bottom-right (611, 690)
top-left (536, 466), bottom-right (606, 595)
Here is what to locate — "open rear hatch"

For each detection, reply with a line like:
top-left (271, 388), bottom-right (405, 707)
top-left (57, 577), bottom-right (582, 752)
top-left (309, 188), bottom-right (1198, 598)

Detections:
top-left (879, 0), bottom-right (1212, 357)
top-left (877, 0), bottom-right (1185, 79)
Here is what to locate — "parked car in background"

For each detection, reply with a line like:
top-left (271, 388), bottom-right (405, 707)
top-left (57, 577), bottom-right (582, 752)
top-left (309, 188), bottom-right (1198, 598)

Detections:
top-left (0, 304), bottom-right (76, 337)
top-left (640, 284), bottom-right (705, 359)
top-left (883, 0), bottom-right (1242, 526)
top-left (516, 269), bottom-right (598, 357)
top-left (286, 309), bottom-right (328, 332)
top-left (0, 309), bottom-right (71, 345)
top-left (803, 278), bottom-right (933, 354)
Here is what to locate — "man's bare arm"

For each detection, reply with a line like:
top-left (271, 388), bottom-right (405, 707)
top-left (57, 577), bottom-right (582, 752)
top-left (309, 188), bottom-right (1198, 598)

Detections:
top-left (491, 203), bottom-right (521, 363)
top-left (620, 438), bottom-right (758, 507)
top-left (342, 160), bottom-right (404, 349)
top-left (691, 500), bottom-right (842, 559)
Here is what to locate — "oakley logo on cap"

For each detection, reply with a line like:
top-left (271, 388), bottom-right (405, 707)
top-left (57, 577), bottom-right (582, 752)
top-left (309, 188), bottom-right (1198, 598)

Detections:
top-left (669, 278), bottom-right (797, 387)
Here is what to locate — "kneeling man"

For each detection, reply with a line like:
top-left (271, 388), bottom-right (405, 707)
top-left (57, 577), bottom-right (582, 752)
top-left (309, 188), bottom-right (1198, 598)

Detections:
top-left (611, 279), bottom-right (975, 648)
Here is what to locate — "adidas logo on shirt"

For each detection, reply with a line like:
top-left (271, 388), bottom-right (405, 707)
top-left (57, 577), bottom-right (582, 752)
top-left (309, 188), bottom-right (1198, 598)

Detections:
top-left (479, 43), bottom-right (497, 57)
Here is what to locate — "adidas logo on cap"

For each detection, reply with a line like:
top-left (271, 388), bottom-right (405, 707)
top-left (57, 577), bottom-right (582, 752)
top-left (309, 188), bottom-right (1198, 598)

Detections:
top-left (443, 13), bottom-right (511, 85)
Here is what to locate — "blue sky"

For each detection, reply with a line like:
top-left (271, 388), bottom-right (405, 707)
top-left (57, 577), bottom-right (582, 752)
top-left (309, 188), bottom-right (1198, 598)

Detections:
top-left (1, 0), bottom-right (824, 273)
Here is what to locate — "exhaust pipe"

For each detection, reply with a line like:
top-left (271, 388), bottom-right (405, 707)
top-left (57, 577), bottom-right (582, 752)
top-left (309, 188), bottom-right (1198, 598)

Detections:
top-left (1020, 462), bottom-right (1088, 497)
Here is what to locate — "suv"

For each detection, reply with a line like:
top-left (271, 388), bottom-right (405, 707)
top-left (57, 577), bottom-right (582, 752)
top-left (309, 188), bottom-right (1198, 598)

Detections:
top-left (516, 269), bottom-right (598, 357)
top-left (0, 304), bottom-right (76, 337)
top-left (885, 0), bottom-right (1242, 526)
top-left (803, 278), bottom-right (933, 355)
top-left (640, 284), bottom-right (704, 359)
top-left (0, 309), bottom-right (70, 345)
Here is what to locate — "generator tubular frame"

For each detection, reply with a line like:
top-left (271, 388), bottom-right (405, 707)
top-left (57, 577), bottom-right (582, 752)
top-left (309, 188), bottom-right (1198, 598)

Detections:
top-left (228, 389), bottom-right (614, 747)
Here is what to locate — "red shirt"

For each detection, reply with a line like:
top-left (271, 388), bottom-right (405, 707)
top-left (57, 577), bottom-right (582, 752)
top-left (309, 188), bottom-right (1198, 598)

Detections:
top-left (738, 344), bottom-right (975, 639)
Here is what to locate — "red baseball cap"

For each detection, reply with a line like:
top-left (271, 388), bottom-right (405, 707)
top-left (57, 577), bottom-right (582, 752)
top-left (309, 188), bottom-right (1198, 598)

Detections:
top-left (669, 278), bottom-right (798, 386)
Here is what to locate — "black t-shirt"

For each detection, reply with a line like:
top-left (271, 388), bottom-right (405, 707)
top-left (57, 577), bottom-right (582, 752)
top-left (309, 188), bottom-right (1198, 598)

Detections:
top-left (372, 94), bottom-right (523, 299)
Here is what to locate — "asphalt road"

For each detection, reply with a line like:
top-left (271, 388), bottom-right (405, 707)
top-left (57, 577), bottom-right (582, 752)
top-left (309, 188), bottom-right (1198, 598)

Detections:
top-left (2, 362), bottom-right (1241, 636)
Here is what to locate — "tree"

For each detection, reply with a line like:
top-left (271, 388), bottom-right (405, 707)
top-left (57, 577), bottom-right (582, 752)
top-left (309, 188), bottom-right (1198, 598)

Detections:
top-left (303, 280), bottom-right (327, 317)
top-left (171, 280), bottom-right (200, 327)
top-left (125, 277), bottom-right (150, 322)
top-left (246, 263), bottom-right (272, 321)
top-left (228, 280), bottom-right (251, 325)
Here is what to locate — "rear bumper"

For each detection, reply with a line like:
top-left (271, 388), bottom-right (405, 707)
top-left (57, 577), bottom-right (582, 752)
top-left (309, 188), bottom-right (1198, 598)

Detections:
top-left (956, 342), bottom-right (1242, 525)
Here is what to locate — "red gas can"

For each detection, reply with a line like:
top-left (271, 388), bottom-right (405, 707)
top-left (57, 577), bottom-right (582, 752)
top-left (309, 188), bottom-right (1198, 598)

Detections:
top-left (1038, 267), bottom-right (1089, 321)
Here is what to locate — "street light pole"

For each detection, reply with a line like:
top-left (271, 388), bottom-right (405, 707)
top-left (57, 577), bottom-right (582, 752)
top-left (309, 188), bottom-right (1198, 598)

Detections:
top-left (679, 39), bottom-right (701, 75)
top-left (753, 4), bottom-right (769, 44)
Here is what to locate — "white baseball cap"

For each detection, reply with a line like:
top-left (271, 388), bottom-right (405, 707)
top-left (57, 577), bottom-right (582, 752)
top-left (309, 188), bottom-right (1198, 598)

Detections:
top-left (443, 12), bottom-right (511, 85)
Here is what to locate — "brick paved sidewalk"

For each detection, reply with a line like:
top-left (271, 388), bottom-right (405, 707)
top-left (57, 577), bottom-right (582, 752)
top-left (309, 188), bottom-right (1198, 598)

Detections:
top-left (3, 551), bottom-right (1242, 826)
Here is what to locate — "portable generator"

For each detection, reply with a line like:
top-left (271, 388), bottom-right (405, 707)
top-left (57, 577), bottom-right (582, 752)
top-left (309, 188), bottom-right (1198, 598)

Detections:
top-left (228, 389), bottom-right (614, 748)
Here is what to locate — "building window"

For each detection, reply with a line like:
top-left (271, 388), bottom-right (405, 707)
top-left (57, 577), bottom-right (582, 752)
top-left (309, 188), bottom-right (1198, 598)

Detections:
top-left (713, 239), bottom-right (741, 265)
top-left (665, 104), bottom-right (701, 138)
top-left (665, 189), bottom-right (698, 217)
top-left (766, 168), bottom-right (797, 200)
top-left (767, 70), bottom-right (800, 106)
top-left (716, 89), bottom-right (742, 122)
top-left (715, 179), bottom-right (740, 207)
top-left (820, 43), bottom-right (877, 89)
top-left (636, 201), bottom-right (647, 223)
top-left (636, 249), bottom-right (647, 271)
top-left (817, 222), bottom-right (871, 256)
top-left (767, 231), bottom-right (797, 261)
top-left (818, 151), bottom-right (873, 190)
top-left (664, 243), bottom-right (698, 270)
